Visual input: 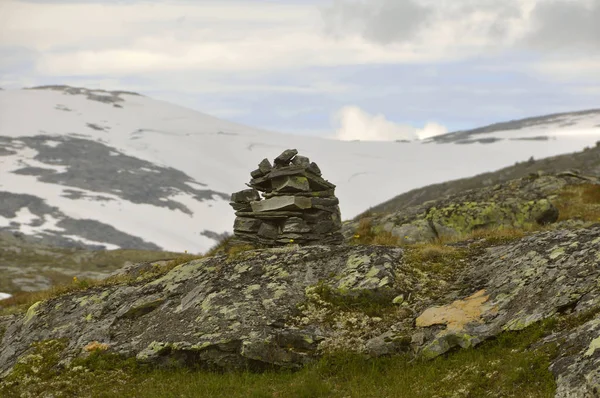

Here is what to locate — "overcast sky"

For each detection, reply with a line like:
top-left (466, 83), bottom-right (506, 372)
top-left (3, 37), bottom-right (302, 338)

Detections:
top-left (1, 0), bottom-right (599, 141)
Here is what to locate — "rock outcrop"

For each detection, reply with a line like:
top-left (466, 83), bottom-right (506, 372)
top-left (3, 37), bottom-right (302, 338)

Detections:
top-left (369, 142), bottom-right (600, 215)
top-left (344, 171), bottom-right (600, 244)
top-left (2, 225), bottom-right (600, 396)
top-left (0, 245), bottom-right (401, 375)
top-left (230, 149), bottom-right (343, 246)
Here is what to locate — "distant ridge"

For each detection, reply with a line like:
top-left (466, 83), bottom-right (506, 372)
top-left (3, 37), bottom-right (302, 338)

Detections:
top-left (432, 108), bottom-right (600, 143)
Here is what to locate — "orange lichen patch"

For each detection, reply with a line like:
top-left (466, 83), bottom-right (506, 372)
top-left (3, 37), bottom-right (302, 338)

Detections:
top-left (416, 290), bottom-right (494, 332)
top-left (84, 341), bottom-right (110, 352)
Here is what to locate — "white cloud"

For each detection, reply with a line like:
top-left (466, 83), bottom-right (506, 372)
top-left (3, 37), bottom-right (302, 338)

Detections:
top-left (332, 105), bottom-right (447, 141)
top-left (0, 0), bottom-right (595, 86)
top-left (0, 0), bottom-right (563, 78)
top-left (416, 122), bottom-right (448, 140)
top-left (0, 0), bottom-right (598, 120)
top-left (0, 0), bottom-right (440, 78)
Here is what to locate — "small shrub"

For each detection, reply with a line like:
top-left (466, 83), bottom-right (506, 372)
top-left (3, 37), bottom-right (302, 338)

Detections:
top-left (371, 232), bottom-right (399, 246)
top-left (352, 217), bottom-right (399, 246)
top-left (227, 244), bottom-right (256, 258)
top-left (354, 217), bottom-right (375, 243)
top-left (204, 235), bottom-right (234, 256)
top-left (84, 341), bottom-right (110, 353)
top-left (437, 226), bottom-right (528, 246)
top-left (404, 243), bottom-right (465, 275)
top-left (553, 184), bottom-right (600, 222)
top-left (164, 254), bottom-right (204, 269)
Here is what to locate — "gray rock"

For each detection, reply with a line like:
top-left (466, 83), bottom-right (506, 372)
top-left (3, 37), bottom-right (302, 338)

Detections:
top-left (0, 245), bottom-right (402, 374)
top-left (230, 189), bottom-right (260, 204)
top-left (307, 162), bottom-right (322, 176)
top-left (230, 203), bottom-right (252, 212)
top-left (292, 155), bottom-right (310, 168)
top-left (258, 158), bottom-right (273, 174)
top-left (274, 149), bottom-right (298, 166)
top-left (251, 196), bottom-right (313, 213)
top-left (282, 217), bottom-right (311, 233)
top-left (272, 176), bottom-right (310, 193)
top-left (258, 223), bottom-right (279, 239)
top-left (233, 218), bottom-right (262, 233)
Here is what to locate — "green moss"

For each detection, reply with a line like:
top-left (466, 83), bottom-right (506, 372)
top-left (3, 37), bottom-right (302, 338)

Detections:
top-left (1, 323), bottom-right (557, 398)
top-left (403, 244), bottom-right (467, 277)
top-left (0, 339), bottom-right (68, 397)
top-left (309, 281), bottom-right (397, 318)
top-left (24, 301), bottom-right (42, 324)
top-left (424, 200), bottom-right (553, 236)
top-left (549, 247), bottom-right (565, 260)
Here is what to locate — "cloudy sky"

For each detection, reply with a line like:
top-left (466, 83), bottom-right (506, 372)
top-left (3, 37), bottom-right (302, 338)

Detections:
top-left (1, 0), bottom-right (599, 141)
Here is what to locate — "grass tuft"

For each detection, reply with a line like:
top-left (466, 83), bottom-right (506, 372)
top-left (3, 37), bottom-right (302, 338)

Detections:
top-left (554, 183), bottom-right (600, 223)
top-left (352, 217), bottom-right (399, 246)
top-left (0, 322), bottom-right (558, 398)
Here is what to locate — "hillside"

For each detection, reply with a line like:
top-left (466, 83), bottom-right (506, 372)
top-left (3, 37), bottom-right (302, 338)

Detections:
top-left (1, 168), bottom-right (599, 397)
top-left (368, 142), bottom-right (600, 216)
top-left (430, 108), bottom-right (600, 144)
top-left (1, 85), bottom-right (599, 253)
top-left (0, 230), bottom-right (181, 295)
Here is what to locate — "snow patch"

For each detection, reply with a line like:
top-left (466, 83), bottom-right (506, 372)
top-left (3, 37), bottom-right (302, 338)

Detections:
top-left (62, 235), bottom-right (120, 250)
top-left (0, 214), bottom-right (12, 227)
top-left (3, 146), bottom-right (69, 173)
top-left (185, 181), bottom-right (208, 190)
top-left (43, 140), bottom-right (62, 148)
top-left (14, 207), bottom-right (39, 225)
top-left (0, 292), bottom-right (12, 300)
top-left (1, 88), bottom-right (600, 252)
top-left (139, 167), bottom-right (160, 173)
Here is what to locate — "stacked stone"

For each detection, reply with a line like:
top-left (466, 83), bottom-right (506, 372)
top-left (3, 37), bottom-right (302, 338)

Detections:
top-left (230, 149), bottom-right (343, 246)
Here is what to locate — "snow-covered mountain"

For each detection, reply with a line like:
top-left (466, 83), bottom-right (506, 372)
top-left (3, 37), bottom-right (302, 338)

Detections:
top-left (1, 85), bottom-right (599, 253)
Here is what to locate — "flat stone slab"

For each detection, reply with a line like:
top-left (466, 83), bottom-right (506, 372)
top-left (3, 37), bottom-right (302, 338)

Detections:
top-left (231, 189), bottom-right (260, 203)
top-left (263, 190), bottom-right (335, 199)
top-left (249, 167), bottom-right (335, 192)
top-left (233, 217), bottom-right (263, 233)
top-left (274, 149), bottom-right (298, 166)
top-left (251, 196), bottom-right (313, 212)
top-left (272, 176), bottom-right (310, 193)
top-left (235, 211), bottom-right (304, 220)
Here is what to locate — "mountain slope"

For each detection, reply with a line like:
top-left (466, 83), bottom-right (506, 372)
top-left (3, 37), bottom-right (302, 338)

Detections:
top-left (368, 142), bottom-right (600, 216)
top-left (1, 85), bottom-right (599, 253)
top-left (2, 175), bottom-right (600, 396)
top-left (431, 108), bottom-right (600, 144)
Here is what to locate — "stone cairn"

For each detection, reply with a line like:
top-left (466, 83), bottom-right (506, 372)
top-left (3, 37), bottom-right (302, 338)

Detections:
top-left (230, 149), bottom-right (343, 246)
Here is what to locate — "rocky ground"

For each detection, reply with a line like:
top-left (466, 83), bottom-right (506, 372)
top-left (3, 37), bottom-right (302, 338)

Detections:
top-left (0, 171), bottom-right (599, 397)
top-left (0, 231), bottom-right (182, 294)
